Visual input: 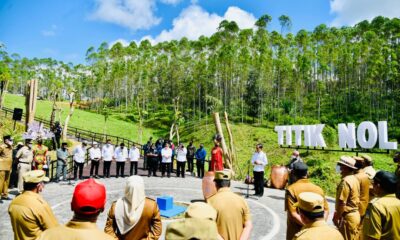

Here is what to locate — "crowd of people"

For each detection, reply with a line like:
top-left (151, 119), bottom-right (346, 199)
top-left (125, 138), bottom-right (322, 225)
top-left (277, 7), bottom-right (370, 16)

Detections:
top-left (5, 168), bottom-right (252, 240)
top-left (2, 133), bottom-right (400, 240)
top-left (284, 151), bottom-right (400, 240)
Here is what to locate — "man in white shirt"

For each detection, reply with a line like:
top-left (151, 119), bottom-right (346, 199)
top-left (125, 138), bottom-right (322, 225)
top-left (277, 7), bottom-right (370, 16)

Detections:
top-left (73, 141), bottom-right (87, 180)
top-left (161, 142), bottom-right (172, 178)
top-left (251, 143), bottom-right (268, 197)
top-left (176, 143), bottom-right (187, 178)
top-left (114, 142), bottom-right (128, 178)
top-left (89, 142), bottom-right (101, 178)
top-left (129, 144), bottom-right (140, 175)
top-left (102, 139), bottom-right (114, 178)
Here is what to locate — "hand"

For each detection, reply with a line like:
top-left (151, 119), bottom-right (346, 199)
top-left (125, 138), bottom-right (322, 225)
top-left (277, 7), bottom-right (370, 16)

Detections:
top-left (332, 212), bottom-right (340, 227)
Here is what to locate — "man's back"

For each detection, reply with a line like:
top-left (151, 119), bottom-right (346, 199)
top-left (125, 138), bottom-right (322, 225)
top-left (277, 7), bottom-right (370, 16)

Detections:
top-left (40, 220), bottom-right (113, 240)
top-left (207, 188), bottom-right (251, 240)
top-left (286, 179), bottom-right (328, 240)
top-left (354, 170), bottom-right (370, 216)
top-left (363, 193), bottom-right (400, 240)
top-left (8, 191), bottom-right (58, 240)
top-left (293, 220), bottom-right (344, 240)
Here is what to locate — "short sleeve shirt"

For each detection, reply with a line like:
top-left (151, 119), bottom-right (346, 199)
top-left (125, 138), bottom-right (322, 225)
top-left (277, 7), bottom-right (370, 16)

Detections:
top-left (336, 175), bottom-right (360, 213)
top-left (207, 188), bottom-right (251, 240)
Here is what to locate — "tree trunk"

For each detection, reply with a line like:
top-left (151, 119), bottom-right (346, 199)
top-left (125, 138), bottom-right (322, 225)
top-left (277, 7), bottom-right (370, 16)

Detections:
top-left (62, 92), bottom-right (75, 140)
top-left (213, 112), bottom-right (232, 170)
top-left (0, 79), bottom-right (9, 110)
top-left (25, 79), bottom-right (38, 131)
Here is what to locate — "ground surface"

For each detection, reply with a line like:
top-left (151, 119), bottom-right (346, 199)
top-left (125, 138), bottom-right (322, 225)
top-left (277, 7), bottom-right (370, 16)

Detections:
top-left (0, 162), bottom-right (336, 240)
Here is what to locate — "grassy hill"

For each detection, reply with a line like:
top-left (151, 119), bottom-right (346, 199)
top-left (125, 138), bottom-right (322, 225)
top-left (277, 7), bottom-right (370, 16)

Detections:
top-left (4, 94), bottom-right (160, 142)
top-left (3, 93), bottom-right (397, 196)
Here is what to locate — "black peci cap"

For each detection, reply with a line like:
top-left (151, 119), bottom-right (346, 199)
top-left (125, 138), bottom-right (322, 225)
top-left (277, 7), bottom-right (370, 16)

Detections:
top-left (293, 162), bottom-right (308, 176)
top-left (374, 170), bottom-right (398, 193)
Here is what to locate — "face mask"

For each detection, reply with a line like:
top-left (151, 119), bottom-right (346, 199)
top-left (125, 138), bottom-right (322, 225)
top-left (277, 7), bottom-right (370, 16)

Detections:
top-left (335, 165), bottom-right (341, 174)
top-left (28, 144), bottom-right (33, 149)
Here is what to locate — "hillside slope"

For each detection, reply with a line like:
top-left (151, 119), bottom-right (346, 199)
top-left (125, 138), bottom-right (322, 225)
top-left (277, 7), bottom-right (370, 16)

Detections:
top-left (3, 94), bottom-right (396, 195)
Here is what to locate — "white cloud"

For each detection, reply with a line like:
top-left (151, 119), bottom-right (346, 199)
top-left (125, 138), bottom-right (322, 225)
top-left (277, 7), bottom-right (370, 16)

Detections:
top-left (41, 24), bottom-right (58, 37)
top-left (90, 0), bottom-right (161, 30)
top-left (330, 0), bottom-right (400, 26)
top-left (143, 5), bottom-right (256, 44)
top-left (159, 0), bottom-right (183, 5)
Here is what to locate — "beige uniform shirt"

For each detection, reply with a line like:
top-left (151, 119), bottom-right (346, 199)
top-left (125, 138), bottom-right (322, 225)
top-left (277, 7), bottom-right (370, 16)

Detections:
top-left (336, 174), bottom-right (360, 214)
top-left (40, 220), bottom-right (114, 240)
top-left (293, 220), bottom-right (344, 240)
top-left (0, 144), bottom-right (13, 170)
top-left (363, 194), bottom-right (400, 240)
top-left (207, 187), bottom-right (251, 240)
top-left (354, 170), bottom-right (370, 217)
top-left (285, 178), bottom-right (329, 240)
top-left (16, 146), bottom-right (34, 164)
top-left (8, 191), bottom-right (59, 240)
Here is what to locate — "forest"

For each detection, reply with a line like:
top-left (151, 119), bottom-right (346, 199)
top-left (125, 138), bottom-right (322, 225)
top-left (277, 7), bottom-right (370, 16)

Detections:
top-left (1, 15), bottom-right (400, 140)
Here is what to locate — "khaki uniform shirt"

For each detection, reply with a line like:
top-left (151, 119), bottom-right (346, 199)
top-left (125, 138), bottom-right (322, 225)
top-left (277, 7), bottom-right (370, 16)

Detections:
top-left (285, 178), bottom-right (329, 240)
top-left (39, 220), bottom-right (114, 240)
top-left (207, 187), bottom-right (251, 240)
top-left (0, 144), bottom-right (13, 170)
top-left (16, 146), bottom-right (34, 164)
top-left (354, 170), bottom-right (370, 217)
top-left (336, 174), bottom-right (360, 214)
top-left (293, 220), bottom-right (344, 240)
top-left (166, 218), bottom-right (220, 240)
top-left (8, 191), bottom-right (59, 240)
top-left (104, 198), bottom-right (162, 240)
top-left (363, 193), bottom-right (400, 240)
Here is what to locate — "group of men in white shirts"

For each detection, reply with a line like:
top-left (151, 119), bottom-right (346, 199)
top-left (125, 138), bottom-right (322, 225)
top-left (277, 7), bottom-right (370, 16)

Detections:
top-left (65, 139), bottom-right (140, 180)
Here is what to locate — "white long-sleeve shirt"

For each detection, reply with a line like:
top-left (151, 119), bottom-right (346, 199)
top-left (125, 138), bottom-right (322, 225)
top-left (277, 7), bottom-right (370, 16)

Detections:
top-left (176, 147), bottom-right (187, 162)
top-left (251, 151), bottom-right (268, 172)
top-left (161, 148), bottom-right (172, 163)
top-left (114, 146), bottom-right (129, 162)
top-left (89, 147), bottom-right (101, 160)
top-left (129, 147), bottom-right (140, 162)
top-left (73, 145), bottom-right (87, 163)
top-left (102, 144), bottom-right (114, 161)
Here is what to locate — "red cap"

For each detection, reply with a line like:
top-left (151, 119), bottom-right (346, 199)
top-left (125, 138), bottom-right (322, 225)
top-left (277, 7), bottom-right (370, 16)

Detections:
top-left (71, 178), bottom-right (106, 215)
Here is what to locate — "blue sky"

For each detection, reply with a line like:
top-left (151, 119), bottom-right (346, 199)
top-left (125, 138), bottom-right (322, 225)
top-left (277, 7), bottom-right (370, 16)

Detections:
top-left (0, 0), bottom-right (399, 64)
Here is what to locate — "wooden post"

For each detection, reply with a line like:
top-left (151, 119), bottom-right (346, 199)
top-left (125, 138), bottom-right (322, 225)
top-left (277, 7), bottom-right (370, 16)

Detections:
top-left (62, 91), bottom-right (76, 140)
top-left (212, 112), bottom-right (232, 170)
top-left (25, 79), bottom-right (38, 131)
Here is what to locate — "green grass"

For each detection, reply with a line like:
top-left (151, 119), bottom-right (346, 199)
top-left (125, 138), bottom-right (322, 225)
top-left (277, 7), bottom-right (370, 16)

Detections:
top-left (3, 93), bottom-right (397, 196)
top-left (4, 93), bottom-right (162, 142)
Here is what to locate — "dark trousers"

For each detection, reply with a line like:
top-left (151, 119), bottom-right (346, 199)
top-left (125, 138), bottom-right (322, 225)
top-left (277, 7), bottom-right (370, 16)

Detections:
top-left (177, 161), bottom-right (186, 178)
top-left (196, 160), bottom-right (204, 178)
top-left (74, 161), bottom-right (84, 179)
top-left (162, 163), bottom-right (171, 177)
top-left (130, 161), bottom-right (138, 175)
top-left (148, 158), bottom-right (158, 176)
top-left (170, 156), bottom-right (175, 173)
top-left (90, 160), bottom-right (99, 176)
top-left (187, 157), bottom-right (194, 172)
top-left (103, 161), bottom-right (112, 178)
top-left (116, 162), bottom-right (125, 177)
top-left (253, 171), bottom-right (264, 196)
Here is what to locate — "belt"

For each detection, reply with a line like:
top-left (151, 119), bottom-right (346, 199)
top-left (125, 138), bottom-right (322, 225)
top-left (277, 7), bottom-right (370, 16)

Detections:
top-left (19, 161), bottom-right (31, 164)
